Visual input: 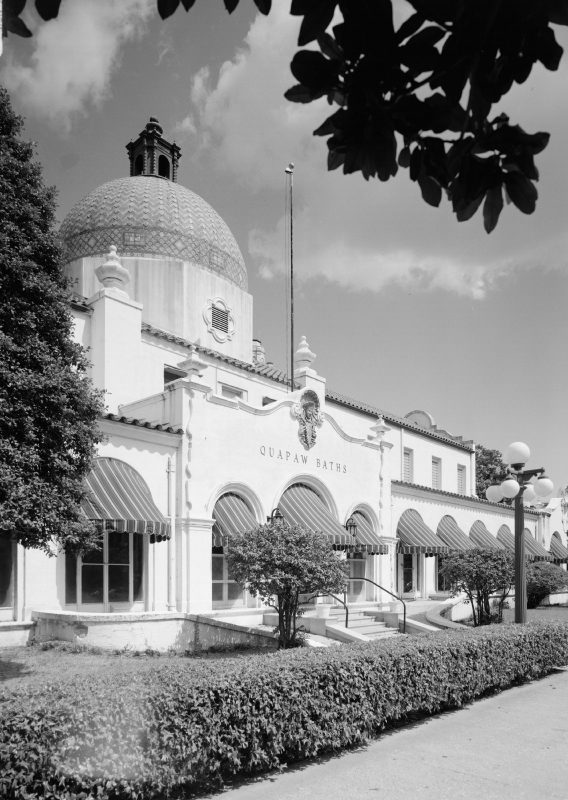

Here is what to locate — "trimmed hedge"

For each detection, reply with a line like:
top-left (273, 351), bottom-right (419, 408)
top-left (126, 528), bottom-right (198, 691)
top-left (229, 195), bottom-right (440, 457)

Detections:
top-left (1, 622), bottom-right (568, 798)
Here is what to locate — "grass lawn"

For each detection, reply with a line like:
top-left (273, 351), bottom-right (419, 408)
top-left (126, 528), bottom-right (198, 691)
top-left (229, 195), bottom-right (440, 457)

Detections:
top-left (0, 641), bottom-right (267, 693)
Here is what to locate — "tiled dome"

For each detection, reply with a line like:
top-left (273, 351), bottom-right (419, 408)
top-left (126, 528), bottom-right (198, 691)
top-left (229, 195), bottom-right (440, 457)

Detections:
top-left (59, 176), bottom-right (247, 290)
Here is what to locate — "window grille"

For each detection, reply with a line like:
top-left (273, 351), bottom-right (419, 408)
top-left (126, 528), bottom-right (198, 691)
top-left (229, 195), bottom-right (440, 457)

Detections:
top-left (212, 305), bottom-right (229, 333)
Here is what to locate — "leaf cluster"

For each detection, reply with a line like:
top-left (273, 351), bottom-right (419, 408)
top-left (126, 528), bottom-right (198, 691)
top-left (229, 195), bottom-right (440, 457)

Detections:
top-left (284, 0), bottom-right (563, 230)
top-left (526, 561), bottom-right (568, 608)
top-left (0, 87), bottom-right (104, 554)
top-left (226, 521), bottom-right (348, 601)
top-left (226, 521), bottom-right (348, 647)
top-left (475, 442), bottom-right (507, 498)
top-left (2, 621), bottom-right (568, 797)
top-left (440, 548), bottom-right (514, 625)
top-left (5, 1), bottom-right (566, 229)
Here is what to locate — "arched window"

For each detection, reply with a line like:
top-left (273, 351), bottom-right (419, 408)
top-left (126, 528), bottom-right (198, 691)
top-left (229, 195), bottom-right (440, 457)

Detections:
top-left (65, 458), bottom-right (170, 612)
top-left (158, 155), bottom-right (170, 179)
top-left (134, 154), bottom-right (144, 175)
top-left (212, 493), bottom-right (257, 608)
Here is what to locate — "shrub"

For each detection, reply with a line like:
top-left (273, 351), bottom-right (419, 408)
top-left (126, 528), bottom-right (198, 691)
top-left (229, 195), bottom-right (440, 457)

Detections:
top-left (440, 548), bottom-right (514, 625)
top-left (226, 522), bottom-right (348, 648)
top-left (526, 562), bottom-right (568, 608)
top-left (1, 622), bottom-right (567, 798)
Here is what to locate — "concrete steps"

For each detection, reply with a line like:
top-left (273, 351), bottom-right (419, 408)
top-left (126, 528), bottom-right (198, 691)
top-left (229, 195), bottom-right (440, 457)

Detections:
top-left (327, 609), bottom-right (399, 640)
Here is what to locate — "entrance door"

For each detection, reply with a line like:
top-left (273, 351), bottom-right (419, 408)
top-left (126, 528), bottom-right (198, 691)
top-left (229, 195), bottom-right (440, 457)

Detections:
top-left (437, 555), bottom-right (450, 592)
top-left (347, 553), bottom-right (366, 602)
top-left (398, 553), bottom-right (417, 595)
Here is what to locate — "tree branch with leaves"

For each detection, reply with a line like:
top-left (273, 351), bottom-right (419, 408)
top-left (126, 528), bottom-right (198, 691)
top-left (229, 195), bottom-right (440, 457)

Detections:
top-left (4, 0), bottom-right (567, 231)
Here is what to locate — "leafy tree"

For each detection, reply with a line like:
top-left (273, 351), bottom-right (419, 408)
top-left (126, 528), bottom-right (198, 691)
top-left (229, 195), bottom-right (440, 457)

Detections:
top-left (0, 86), bottom-right (103, 555)
top-left (475, 443), bottom-right (507, 498)
top-left (226, 521), bottom-right (348, 648)
top-left (440, 548), bottom-right (514, 625)
top-left (526, 561), bottom-right (568, 608)
top-left (5, 0), bottom-right (568, 231)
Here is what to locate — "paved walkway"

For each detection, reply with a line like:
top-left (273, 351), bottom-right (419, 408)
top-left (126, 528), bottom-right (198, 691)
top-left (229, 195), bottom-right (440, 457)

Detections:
top-left (212, 668), bottom-right (568, 800)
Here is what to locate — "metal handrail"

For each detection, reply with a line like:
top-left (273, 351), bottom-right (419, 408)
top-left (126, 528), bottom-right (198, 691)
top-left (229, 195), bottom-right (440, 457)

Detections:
top-left (305, 592), bottom-right (349, 628)
top-left (348, 576), bottom-right (406, 634)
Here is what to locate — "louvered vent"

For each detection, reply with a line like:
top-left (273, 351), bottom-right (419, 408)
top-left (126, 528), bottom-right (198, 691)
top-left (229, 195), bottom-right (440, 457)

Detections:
top-left (457, 465), bottom-right (466, 494)
top-left (432, 458), bottom-right (441, 489)
top-left (212, 305), bottom-right (229, 333)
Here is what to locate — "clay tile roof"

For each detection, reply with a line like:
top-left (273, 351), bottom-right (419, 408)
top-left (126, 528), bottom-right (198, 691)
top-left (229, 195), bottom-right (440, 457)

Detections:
top-left (100, 412), bottom-right (183, 435)
top-left (391, 480), bottom-right (542, 515)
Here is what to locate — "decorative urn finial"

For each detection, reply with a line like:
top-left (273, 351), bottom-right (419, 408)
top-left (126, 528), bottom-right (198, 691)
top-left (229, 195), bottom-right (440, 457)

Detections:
top-left (294, 336), bottom-right (316, 371)
top-left (95, 246), bottom-right (131, 295)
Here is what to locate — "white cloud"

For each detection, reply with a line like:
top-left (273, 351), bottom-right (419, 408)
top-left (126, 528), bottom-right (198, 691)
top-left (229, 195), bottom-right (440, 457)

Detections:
top-left (173, 114), bottom-right (197, 137)
top-left (1, 0), bottom-right (154, 132)
top-left (189, 3), bottom-right (568, 299)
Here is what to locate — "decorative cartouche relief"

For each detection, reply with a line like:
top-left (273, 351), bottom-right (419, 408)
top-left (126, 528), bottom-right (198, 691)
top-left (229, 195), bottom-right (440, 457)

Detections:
top-left (292, 389), bottom-right (323, 450)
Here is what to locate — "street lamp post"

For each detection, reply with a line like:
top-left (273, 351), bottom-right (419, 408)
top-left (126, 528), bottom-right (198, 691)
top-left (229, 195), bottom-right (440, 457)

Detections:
top-left (485, 442), bottom-right (554, 623)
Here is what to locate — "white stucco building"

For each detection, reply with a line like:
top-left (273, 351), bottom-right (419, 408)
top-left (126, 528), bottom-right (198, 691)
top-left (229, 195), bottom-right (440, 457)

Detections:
top-left (1, 119), bottom-right (566, 648)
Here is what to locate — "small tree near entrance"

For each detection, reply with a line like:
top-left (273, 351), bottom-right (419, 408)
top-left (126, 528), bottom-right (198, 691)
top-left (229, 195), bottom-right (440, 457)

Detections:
top-left (226, 522), bottom-right (348, 648)
top-left (440, 549), bottom-right (514, 626)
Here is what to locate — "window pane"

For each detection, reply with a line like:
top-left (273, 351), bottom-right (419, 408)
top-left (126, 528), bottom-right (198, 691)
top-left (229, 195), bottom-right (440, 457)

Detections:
top-left (212, 583), bottom-right (223, 601)
top-left (108, 531), bottom-right (129, 564)
top-left (227, 583), bottom-right (244, 601)
top-left (108, 565), bottom-right (130, 603)
top-left (82, 565), bottom-right (104, 603)
top-left (133, 535), bottom-right (144, 601)
top-left (349, 560), bottom-right (365, 579)
top-left (0, 534), bottom-right (13, 608)
top-left (82, 544), bottom-right (103, 564)
top-left (65, 552), bottom-right (77, 605)
top-left (212, 555), bottom-right (224, 581)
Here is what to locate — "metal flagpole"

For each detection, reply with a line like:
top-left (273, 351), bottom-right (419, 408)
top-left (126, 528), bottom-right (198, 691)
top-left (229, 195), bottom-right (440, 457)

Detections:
top-left (285, 163), bottom-right (294, 391)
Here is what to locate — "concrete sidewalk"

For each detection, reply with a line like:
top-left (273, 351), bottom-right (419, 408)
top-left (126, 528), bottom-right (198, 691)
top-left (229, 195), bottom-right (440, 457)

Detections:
top-left (213, 668), bottom-right (568, 800)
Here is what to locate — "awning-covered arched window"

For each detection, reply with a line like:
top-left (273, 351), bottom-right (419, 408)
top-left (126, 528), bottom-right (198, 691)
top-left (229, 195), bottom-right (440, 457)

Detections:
top-left (82, 457), bottom-right (170, 542)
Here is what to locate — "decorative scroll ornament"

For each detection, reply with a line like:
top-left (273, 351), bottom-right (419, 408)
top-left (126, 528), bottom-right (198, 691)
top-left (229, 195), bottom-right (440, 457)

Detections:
top-left (292, 389), bottom-right (323, 450)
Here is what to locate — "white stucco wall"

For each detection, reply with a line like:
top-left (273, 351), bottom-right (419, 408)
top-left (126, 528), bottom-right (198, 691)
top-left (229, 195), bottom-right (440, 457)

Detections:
top-left (67, 256), bottom-right (253, 364)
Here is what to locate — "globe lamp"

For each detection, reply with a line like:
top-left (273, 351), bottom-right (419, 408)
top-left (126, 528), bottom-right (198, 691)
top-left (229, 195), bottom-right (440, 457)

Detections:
top-left (503, 442), bottom-right (530, 467)
top-left (522, 484), bottom-right (536, 504)
top-left (534, 474), bottom-right (554, 498)
top-left (486, 480), bottom-right (504, 503)
top-left (500, 475), bottom-right (520, 499)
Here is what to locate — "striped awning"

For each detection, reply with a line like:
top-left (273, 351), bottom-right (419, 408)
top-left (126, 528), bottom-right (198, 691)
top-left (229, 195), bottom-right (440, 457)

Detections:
top-left (437, 516), bottom-right (475, 552)
top-left (469, 521), bottom-right (504, 550)
top-left (212, 493), bottom-right (258, 547)
top-left (549, 534), bottom-right (568, 563)
top-left (278, 484), bottom-right (355, 550)
top-left (397, 510), bottom-right (449, 555)
top-left (351, 511), bottom-right (389, 555)
top-left (522, 528), bottom-right (553, 561)
top-left (496, 524), bottom-right (534, 560)
top-left (82, 457), bottom-right (170, 541)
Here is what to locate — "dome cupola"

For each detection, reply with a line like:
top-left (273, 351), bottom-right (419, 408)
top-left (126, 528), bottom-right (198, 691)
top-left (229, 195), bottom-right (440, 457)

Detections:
top-left (126, 116), bottom-right (181, 181)
top-left (59, 120), bottom-right (247, 290)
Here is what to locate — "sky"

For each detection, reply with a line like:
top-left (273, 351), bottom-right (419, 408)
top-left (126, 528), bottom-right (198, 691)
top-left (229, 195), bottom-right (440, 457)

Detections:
top-left (1, 0), bottom-right (567, 496)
